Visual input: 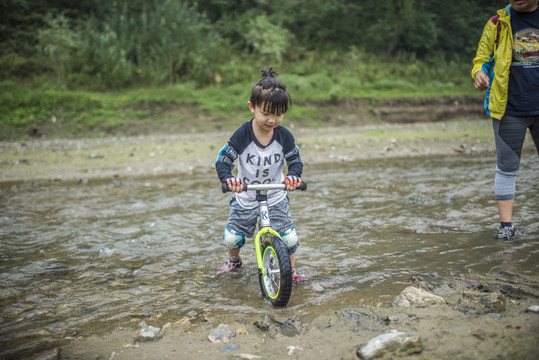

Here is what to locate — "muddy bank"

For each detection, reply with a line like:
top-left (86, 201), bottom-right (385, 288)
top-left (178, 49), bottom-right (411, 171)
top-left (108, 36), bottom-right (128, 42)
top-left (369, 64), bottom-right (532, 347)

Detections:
top-left (304, 95), bottom-right (485, 125)
top-left (370, 95), bottom-right (485, 123)
top-left (56, 271), bottom-right (539, 360)
top-left (1, 118), bottom-right (524, 184)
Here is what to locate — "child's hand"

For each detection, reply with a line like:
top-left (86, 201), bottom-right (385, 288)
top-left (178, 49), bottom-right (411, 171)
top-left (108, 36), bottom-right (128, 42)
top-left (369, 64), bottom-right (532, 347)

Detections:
top-left (225, 177), bottom-right (244, 193)
top-left (283, 175), bottom-right (301, 191)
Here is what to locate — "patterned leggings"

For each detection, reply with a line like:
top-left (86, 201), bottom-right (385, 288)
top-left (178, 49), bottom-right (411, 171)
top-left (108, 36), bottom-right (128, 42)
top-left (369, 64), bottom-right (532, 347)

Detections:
top-left (493, 115), bottom-right (539, 201)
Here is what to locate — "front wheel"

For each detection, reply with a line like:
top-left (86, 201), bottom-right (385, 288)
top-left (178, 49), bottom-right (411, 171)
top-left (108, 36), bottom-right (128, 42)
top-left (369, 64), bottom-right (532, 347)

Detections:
top-left (258, 235), bottom-right (292, 307)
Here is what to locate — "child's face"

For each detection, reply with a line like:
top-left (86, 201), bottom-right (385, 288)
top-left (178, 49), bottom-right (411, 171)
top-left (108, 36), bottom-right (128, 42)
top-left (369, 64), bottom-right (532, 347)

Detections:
top-left (248, 102), bottom-right (284, 132)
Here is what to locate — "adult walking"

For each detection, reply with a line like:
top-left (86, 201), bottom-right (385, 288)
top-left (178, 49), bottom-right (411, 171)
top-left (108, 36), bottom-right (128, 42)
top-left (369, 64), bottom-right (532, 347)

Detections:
top-left (472, 0), bottom-right (539, 240)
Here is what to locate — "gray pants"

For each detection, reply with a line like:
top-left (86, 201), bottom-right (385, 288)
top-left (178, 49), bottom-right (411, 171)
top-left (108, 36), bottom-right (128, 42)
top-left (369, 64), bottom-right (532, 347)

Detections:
top-left (493, 115), bottom-right (539, 201)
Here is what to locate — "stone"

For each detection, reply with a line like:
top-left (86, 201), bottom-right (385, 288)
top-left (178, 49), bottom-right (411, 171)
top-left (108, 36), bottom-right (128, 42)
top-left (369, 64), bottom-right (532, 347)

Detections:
top-left (357, 330), bottom-right (423, 359)
top-left (287, 345), bottom-right (303, 355)
top-left (218, 343), bottom-right (240, 353)
top-left (409, 275), bottom-right (434, 291)
top-left (280, 322), bottom-right (299, 337)
top-left (208, 324), bottom-right (235, 343)
top-left (135, 321), bottom-right (161, 343)
top-left (234, 354), bottom-right (262, 360)
top-left (393, 286), bottom-right (447, 308)
top-left (457, 291), bottom-right (506, 313)
top-left (253, 319), bottom-right (270, 331)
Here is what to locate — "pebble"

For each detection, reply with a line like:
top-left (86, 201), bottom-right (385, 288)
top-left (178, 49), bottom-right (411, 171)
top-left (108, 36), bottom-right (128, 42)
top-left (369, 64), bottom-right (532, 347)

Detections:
top-left (393, 286), bottom-right (447, 308)
top-left (457, 291), bottom-right (506, 314)
top-left (357, 330), bottom-right (423, 360)
top-left (219, 343), bottom-right (240, 353)
top-left (234, 355), bottom-right (262, 360)
top-left (135, 321), bottom-right (161, 343)
top-left (208, 324), bottom-right (235, 343)
top-left (526, 305), bottom-right (539, 313)
top-left (287, 345), bottom-right (303, 355)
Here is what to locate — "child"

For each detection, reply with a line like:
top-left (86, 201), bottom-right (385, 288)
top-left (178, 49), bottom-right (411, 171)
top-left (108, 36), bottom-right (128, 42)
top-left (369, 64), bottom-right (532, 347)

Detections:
top-left (215, 66), bottom-right (307, 284)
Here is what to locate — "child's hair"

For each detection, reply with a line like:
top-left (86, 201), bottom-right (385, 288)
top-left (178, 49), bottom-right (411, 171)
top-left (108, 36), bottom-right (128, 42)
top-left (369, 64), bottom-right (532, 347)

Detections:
top-left (250, 66), bottom-right (292, 115)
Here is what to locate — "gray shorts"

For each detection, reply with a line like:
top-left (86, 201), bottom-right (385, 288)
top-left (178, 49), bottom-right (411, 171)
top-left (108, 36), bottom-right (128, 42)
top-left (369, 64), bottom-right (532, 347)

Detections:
top-left (227, 195), bottom-right (293, 238)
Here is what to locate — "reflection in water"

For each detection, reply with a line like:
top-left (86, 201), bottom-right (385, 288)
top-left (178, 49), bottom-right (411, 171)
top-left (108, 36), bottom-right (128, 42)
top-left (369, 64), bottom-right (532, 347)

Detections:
top-left (1, 153), bottom-right (537, 357)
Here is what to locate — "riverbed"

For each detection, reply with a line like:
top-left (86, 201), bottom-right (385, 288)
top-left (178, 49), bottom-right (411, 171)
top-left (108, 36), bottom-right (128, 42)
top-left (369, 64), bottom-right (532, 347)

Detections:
top-left (0, 121), bottom-right (538, 359)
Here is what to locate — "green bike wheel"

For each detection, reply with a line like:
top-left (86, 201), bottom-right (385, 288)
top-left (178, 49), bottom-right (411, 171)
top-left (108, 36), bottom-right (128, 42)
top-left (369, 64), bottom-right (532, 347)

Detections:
top-left (257, 235), bottom-right (292, 307)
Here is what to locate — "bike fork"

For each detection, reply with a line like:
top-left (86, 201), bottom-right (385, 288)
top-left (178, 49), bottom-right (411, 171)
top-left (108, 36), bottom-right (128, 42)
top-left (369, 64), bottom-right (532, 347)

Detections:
top-left (255, 196), bottom-right (281, 276)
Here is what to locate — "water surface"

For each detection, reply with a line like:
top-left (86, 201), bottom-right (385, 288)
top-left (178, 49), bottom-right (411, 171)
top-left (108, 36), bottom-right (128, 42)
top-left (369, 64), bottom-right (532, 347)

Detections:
top-left (1, 153), bottom-right (538, 357)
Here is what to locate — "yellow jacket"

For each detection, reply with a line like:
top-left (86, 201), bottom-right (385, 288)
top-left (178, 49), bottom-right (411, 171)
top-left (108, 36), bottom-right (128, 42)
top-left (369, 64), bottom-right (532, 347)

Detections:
top-left (471, 5), bottom-right (513, 120)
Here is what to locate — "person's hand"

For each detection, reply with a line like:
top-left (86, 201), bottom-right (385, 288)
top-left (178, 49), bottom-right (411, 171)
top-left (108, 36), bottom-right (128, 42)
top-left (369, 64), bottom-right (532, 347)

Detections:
top-left (282, 175), bottom-right (301, 191)
top-left (474, 70), bottom-right (490, 91)
top-left (225, 177), bottom-right (244, 193)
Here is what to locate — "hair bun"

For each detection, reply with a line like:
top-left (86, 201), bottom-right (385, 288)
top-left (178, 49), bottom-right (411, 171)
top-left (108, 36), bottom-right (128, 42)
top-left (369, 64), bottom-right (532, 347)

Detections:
top-left (261, 66), bottom-right (278, 78)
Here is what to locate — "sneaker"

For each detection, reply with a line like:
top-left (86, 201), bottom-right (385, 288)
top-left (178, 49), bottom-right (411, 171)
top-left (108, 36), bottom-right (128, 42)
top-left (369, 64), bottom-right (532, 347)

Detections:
top-left (292, 267), bottom-right (307, 284)
top-left (496, 225), bottom-right (517, 241)
top-left (217, 258), bottom-right (243, 274)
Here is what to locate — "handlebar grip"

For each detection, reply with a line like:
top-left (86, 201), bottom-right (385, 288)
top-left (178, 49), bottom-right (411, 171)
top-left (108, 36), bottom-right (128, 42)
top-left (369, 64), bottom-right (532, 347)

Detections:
top-left (222, 181), bottom-right (307, 192)
top-left (222, 182), bottom-right (230, 193)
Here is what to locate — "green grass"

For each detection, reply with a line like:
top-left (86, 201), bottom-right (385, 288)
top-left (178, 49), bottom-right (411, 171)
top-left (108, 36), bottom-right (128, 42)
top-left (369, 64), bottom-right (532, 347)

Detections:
top-left (0, 57), bottom-right (479, 140)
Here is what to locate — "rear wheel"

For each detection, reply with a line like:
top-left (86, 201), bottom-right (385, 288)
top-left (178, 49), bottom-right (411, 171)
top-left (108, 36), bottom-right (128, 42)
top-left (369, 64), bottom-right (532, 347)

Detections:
top-left (257, 235), bottom-right (292, 307)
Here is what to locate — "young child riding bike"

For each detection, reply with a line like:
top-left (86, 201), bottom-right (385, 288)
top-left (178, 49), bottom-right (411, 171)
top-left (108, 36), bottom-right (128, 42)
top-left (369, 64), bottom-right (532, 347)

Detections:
top-left (214, 66), bottom-right (307, 284)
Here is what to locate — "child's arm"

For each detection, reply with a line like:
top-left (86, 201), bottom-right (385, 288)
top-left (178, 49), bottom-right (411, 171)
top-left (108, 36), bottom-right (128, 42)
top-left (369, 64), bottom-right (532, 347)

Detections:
top-left (284, 145), bottom-right (303, 178)
top-left (215, 143), bottom-right (237, 182)
top-left (215, 143), bottom-right (244, 193)
top-left (283, 144), bottom-right (303, 191)
top-left (215, 122), bottom-right (251, 192)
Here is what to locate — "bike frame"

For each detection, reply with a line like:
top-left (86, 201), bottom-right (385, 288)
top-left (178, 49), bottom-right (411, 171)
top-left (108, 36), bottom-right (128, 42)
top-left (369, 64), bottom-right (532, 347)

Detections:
top-left (221, 182), bottom-right (306, 278)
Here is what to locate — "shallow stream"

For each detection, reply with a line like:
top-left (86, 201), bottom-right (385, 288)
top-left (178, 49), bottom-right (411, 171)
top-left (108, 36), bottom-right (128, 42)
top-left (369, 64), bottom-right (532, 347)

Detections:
top-left (1, 153), bottom-right (538, 358)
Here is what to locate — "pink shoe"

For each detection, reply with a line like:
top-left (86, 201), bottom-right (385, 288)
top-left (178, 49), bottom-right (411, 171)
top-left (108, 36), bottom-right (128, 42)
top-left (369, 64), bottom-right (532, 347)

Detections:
top-left (217, 258), bottom-right (243, 274)
top-left (292, 267), bottom-right (307, 284)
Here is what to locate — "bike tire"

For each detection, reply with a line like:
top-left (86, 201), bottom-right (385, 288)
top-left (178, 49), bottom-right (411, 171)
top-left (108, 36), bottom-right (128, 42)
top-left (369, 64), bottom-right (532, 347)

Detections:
top-left (257, 235), bottom-right (293, 307)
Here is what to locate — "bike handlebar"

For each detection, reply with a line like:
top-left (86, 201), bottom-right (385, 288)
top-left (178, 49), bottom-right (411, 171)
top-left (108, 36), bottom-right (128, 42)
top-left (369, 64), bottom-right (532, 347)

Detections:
top-left (221, 181), bottom-right (307, 193)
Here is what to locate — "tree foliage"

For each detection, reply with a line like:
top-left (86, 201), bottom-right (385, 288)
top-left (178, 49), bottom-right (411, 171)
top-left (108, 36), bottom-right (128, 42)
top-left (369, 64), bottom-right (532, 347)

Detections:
top-left (37, 12), bottom-right (78, 84)
top-left (1, 0), bottom-right (508, 89)
top-left (245, 15), bottom-right (290, 62)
